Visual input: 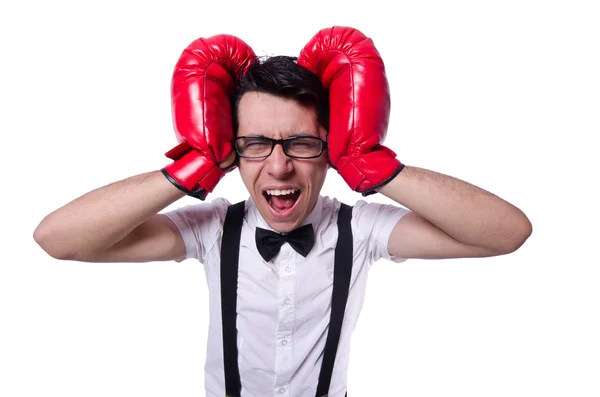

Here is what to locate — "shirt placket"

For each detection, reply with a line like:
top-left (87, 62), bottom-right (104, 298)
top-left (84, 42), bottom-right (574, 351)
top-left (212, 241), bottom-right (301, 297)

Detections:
top-left (273, 243), bottom-right (297, 397)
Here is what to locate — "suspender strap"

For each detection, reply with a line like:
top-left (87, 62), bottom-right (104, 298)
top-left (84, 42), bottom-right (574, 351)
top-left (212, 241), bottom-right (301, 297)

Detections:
top-left (220, 200), bottom-right (245, 397)
top-left (315, 203), bottom-right (353, 397)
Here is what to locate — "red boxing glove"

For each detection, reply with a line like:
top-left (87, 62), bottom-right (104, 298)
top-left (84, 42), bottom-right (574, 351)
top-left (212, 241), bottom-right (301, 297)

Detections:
top-left (298, 26), bottom-right (404, 195)
top-left (161, 34), bottom-right (257, 200)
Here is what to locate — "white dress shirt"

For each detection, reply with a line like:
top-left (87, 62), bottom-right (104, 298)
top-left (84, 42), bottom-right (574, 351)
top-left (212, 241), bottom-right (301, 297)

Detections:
top-left (164, 195), bottom-right (410, 397)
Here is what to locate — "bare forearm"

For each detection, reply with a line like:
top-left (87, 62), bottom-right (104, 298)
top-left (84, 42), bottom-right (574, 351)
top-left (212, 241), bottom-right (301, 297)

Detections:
top-left (34, 170), bottom-right (185, 259)
top-left (377, 165), bottom-right (532, 253)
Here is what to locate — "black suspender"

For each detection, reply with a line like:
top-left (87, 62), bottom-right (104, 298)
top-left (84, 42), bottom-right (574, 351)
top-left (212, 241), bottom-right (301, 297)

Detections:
top-left (315, 202), bottom-right (353, 397)
top-left (220, 201), bottom-right (245, 396)
top-left (220, 201), bottom-right (353, 397)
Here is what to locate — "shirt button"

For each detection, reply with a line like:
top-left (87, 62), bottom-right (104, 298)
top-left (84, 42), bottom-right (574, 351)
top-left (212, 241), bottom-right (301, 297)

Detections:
top-left (284, 298), bottom-right (291, 304)
top-left (279, 387), bottom-right (285, 394)
top-left (285, 267), bottom-right (291, 273)
top-left (282, 340), bottom-right (288, 346)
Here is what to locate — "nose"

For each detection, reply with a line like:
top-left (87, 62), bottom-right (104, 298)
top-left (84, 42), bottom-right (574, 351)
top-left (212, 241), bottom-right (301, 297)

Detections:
top-left (265, 143), bottom-right (293, 178)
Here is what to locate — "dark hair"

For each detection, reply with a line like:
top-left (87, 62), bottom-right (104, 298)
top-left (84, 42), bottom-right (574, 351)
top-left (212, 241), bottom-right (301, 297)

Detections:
top-left (232, 55), bottom-right (329, 134)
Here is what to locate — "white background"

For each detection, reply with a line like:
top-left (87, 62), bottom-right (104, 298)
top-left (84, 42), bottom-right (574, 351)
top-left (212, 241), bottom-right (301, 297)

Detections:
top-left (1, 0), bottom-right (599, 396)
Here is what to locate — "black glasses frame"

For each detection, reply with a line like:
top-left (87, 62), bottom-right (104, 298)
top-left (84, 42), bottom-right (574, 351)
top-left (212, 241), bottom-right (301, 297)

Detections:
top-left (234, 136), bottom-right (327, 159)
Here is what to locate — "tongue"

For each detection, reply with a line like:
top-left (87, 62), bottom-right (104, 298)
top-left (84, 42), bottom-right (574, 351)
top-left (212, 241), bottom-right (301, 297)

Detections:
top-left (271, 194), bottom-right (297, 210)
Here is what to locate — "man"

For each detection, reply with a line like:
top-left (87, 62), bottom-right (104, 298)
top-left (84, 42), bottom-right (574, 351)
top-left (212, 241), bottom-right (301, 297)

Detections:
top-left (33, 27), bottom-right (532, 397)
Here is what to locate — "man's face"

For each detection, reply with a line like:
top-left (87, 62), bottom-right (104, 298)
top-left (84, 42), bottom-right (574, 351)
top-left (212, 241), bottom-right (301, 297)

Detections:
top-left (236, 91), bottom-right (328, 233)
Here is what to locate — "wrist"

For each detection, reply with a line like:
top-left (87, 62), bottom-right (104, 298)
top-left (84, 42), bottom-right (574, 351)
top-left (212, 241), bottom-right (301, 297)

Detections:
top-left (334, 149), bottom-right (404, 195)
top-left (162, 150), bottom-right (224, 200)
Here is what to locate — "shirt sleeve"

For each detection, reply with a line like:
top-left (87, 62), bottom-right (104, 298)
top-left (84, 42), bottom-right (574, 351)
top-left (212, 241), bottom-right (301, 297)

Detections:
top-left (162, 197), bottom-right (230, 264)
top-left (351, 200), bottom-right (412, 265)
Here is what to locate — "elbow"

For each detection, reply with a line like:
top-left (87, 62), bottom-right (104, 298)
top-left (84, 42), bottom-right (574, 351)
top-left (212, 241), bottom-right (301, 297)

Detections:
top-left (502, 216), bottom-right (533, 254)
top-left (514, 214), bottom-right (533, 250)
top-left (33, 223), bottom-right (73, 260)
top-left (33, 223), bottom-right (101, 262)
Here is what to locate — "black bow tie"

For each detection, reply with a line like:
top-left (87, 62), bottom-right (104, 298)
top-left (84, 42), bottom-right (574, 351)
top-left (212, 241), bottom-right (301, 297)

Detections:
top-left (255, 224), bottom-right (315, 262)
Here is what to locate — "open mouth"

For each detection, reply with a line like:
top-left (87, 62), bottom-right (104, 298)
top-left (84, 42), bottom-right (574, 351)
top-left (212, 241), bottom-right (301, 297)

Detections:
top-left (263, 188), bottom-right (301, 215)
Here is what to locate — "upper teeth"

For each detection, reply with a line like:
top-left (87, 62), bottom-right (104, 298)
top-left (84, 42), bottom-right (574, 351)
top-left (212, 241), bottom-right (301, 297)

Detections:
top-left (266, 189), bottom-right (299, 196)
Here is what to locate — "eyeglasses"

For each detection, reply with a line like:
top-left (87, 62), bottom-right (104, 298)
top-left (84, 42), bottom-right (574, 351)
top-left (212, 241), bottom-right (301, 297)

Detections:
top-left (234, 136), bottom-right (327, 159)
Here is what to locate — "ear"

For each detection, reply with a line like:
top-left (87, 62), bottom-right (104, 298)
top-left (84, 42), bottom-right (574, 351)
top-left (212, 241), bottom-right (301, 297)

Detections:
top-left (319, 125), bottom-right (328, 140)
